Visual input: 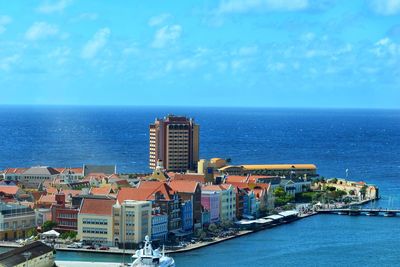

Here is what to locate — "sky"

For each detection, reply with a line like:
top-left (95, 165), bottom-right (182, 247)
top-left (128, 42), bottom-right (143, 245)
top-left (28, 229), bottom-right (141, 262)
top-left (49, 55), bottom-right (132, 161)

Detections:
top-left (0, 0), bottom-right (399, 108)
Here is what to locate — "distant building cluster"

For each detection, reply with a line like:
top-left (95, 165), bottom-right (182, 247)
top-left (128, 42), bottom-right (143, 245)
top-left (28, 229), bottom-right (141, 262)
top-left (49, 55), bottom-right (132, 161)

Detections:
top-left (0, 114), bottom-right (327, 248)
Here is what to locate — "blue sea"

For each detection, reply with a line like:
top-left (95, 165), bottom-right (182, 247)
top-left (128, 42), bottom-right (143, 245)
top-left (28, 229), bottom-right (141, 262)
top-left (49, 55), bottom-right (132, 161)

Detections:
top-left (1, 106), bottom-right (399, 266)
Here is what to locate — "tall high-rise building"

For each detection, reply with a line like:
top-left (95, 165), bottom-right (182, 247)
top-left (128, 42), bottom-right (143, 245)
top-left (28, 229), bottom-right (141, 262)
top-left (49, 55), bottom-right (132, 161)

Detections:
top-left (149, 115), bottom-right (199, 172)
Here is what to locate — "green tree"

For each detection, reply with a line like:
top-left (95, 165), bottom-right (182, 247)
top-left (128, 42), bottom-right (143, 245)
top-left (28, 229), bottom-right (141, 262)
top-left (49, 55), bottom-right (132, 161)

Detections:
top-left (208, 223), bottom-right (218, 233)
top-left (360, 185), bottom-right (368, 199)
top-left (27, 228), bottom-right (38, 237)
top-left (330, 178), bottom-right (338, 184)
top-left (60, 231), bottom-right (77, 240)
top-left (220, 220), bottom-right (233, 230)
top-left (196, 229), bottom-right (207, 240)
top-left (42, 221), bottom-right (57, 232)
top-left (273, 187), bottom-right (294, 207)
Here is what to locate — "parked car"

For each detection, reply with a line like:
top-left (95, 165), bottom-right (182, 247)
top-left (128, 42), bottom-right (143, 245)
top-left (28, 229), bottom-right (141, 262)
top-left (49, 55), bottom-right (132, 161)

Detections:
top-left (67, 242), bottom-right (83, 248)
top-left (86, 245), bottom-right (96, 249)
top-left (99, 246), bottom-right (110, 250)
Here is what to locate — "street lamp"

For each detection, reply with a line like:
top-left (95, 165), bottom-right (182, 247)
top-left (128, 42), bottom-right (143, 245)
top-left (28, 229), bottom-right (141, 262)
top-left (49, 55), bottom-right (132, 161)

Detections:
top-left (22, 251), bottom-right (31, 267)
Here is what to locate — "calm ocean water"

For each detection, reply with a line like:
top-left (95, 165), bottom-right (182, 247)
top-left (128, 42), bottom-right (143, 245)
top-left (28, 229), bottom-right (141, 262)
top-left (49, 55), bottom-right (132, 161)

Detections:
top-left (1, 106), bottom-right (399, 266)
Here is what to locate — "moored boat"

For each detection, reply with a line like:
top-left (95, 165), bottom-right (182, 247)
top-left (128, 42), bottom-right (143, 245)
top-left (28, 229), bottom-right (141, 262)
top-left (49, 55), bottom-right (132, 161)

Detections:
top-left (131, 236), bottom-right (175, 267)
top-left (383, 211), bottom-right (396, 217)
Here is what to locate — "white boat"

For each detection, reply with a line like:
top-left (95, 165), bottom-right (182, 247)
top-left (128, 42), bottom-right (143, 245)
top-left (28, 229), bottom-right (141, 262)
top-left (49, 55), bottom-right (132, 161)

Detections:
top-left (131, 236), bottom-right (175, 267)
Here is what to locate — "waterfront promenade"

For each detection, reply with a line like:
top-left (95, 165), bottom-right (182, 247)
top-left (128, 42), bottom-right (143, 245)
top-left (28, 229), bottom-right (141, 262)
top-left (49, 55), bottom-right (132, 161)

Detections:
top-left (56, 261), bottom-right (122, 267)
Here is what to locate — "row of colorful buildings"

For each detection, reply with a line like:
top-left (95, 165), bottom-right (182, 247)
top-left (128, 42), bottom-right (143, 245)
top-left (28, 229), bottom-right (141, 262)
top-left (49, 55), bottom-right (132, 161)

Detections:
top-left (0, 160), bottom-right (320, 247)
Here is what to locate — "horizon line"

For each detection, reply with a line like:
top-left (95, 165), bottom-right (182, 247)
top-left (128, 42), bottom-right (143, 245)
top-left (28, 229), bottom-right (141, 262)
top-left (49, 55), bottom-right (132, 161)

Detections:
top-left (0, 104), bottom-right (399, 111)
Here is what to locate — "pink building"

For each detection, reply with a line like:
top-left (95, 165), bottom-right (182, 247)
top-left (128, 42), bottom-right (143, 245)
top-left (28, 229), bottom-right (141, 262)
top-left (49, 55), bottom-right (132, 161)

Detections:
top-left (201, 191), bottom-right (220, 223)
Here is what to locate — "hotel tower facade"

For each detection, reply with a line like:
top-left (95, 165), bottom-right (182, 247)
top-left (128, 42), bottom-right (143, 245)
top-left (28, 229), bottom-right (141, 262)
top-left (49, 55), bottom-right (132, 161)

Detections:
top-left (149, 115), bottom-right (199, 172)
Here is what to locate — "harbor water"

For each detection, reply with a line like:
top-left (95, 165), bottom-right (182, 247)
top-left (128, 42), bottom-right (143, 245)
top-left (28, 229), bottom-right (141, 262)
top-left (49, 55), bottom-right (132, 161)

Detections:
top-left (0, 106), bottom-right (399, 266)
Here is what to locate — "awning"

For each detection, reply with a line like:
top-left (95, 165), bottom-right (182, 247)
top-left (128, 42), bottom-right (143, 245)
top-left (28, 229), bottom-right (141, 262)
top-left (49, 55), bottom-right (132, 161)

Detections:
top-left (278, 210), bottom-right (299, 217)
top-left (265, 214), bottom-right (284, 220)
top-left (235, 220), bottom-right (255, 225)
top-left (41, 230), bottom-right (60, 237)
top-left (254, 218), bottom-right (273, 224)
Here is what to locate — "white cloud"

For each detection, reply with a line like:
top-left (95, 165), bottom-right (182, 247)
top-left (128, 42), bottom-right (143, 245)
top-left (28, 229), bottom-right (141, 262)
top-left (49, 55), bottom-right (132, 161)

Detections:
top-left (148, 13), bottom-right (171, 27)
top-left (0, 54), bottom-right (20, 71)
top-left (48, 47), bottom-right (71, 65)
top-left (122, 44), bottom-right (140, 56)
top-left (268, 62), bottom-right (286, 71)
top-left (236, 45), bottom-right (258, 56)
top-left (152, 25), bottom-right (182, 48)
top-left (369, 0), bottom-right (400, 15)
top-left (372, 37), bottom-right (400, 56)
top-left (217, 0), bottom-right (308, 14)
top-left (36, 0), bottom-right (72, 14)
top-left (25, 22), bottom-right (59, 41)
top-left (81, 28), bottom-right (111, 59)
top-left (70, 13), bottom-right (98, 22)
top-left (300, 32), bottom-right (315, 42)
top-left (0, 16), bottom-right (12, 34)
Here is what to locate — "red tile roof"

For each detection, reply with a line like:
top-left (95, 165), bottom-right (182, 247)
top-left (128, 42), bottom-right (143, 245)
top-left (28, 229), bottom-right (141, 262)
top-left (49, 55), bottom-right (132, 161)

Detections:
top-left (3, 168), bottom-right (28, 174)
top-left (168, 180), bottom-right (199, 193)
top-left (80, 198), bottom-right (116, 216)
top-left (248, 175), bottom-right (277, 183)
top-left (111, 179), bottom-right (130, 187)
top-left (54, 167), bottom-right (83, 174)
top-left (31, 191), bottom-right (45, 202)
top-left (118, 181), bottom-right (175, 203)
top-left (0, 186), bottom-right (20, 195)
top-left (169, 173), bottom-right (206, 183)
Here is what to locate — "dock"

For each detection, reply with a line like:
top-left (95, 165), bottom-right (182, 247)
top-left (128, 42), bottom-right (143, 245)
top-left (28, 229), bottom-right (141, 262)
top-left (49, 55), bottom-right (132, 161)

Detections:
top-left (318, 208), bottom-right (400, 216)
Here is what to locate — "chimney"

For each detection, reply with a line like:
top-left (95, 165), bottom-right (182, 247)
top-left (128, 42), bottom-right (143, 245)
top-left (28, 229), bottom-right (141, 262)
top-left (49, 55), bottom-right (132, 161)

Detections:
top-left (55, 193), bottom-right (65, 206)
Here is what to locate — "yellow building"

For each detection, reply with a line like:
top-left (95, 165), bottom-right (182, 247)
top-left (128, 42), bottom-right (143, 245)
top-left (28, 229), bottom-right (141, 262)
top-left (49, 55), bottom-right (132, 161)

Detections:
top-left (77, 198), bottom-right (115, 246)
top-left (197, 159), bottom-right (214, 183)
top-left (219, 164), bottom-right (317, 177)
top-left (150, 160), bottom-right (169, 181)
top-left (0, 203), bottom-right (36, 241)
top-left (113, 200), bottom-right (152, 248)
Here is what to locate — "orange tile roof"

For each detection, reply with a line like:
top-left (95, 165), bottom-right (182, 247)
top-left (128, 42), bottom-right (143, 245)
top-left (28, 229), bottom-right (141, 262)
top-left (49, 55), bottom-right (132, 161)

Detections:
top-left (20, 201), bottom-right (34, 209)
top-left (83, 173), bottom-right (107, 181)
top-left (80, 198), bottom-right (116, 216)
top-left (225, 175), bottom-right (248, 183)
top-left (0, 186), bottom-right (20, 195)
top-left (38, 194), bottom-right (57, 204)
top-left (248, 175), bottom-right (276, 183)
top-left (117, 188), bottom-right (155, 203)
top-left (31, 191), bottom-right (45, 201)
top-left (46, 187), bottom-right (58, 194)
top-left (202, 184), bottom-right (232, 191)
top-left (168, 180), bottom-right (199, 193)
top-left (90, 186), bottom-right (112, 196)
top-left (60, 189), bottom-right (81, 196)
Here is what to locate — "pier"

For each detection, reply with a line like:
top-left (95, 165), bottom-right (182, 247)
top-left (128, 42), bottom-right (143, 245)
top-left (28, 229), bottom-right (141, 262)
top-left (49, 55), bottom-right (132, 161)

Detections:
top-left (318, 208), bottom-right (400, 217)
